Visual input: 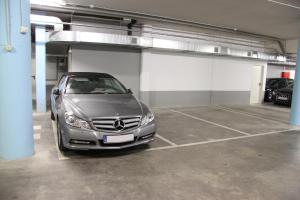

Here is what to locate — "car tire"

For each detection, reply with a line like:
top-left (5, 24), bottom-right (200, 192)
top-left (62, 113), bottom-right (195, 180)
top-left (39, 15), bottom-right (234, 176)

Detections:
top-left (51, 111), bottom-right (55, 121)
top-left (57, 121), bottom-right (68, 152)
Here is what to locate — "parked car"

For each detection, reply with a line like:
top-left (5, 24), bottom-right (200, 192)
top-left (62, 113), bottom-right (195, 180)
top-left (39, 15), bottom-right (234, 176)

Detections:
top-left (264, 78), bottom-right (293, 102)
top-left (273, 84), bottom-right (293, 106)
top-left (50, 72), bottom-right (156, 151)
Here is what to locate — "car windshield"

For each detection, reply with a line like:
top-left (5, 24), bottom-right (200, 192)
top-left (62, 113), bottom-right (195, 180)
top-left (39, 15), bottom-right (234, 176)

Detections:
top-left (266, 79), bottom-right (279, 89)
top-left (65, 76), bottom-right (128, 94)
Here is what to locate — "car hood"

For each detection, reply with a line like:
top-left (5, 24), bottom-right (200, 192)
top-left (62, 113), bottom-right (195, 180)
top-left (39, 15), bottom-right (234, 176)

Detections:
top-left (63, 94), bottom-right (144, 119)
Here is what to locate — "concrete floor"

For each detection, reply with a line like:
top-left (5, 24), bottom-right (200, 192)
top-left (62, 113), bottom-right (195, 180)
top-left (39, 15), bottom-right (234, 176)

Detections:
top-left (1, 105), bottom-right (300, 200)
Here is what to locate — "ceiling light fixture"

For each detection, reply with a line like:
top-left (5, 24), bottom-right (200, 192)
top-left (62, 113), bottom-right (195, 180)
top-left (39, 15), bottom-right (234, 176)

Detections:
top-left (267, 0), bottom-right (300, 10)
top-left (30, 0), bottom-right (66, 6)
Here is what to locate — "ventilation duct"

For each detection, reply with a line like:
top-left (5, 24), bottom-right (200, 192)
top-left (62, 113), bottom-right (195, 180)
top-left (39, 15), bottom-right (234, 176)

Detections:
top-left (30, 14), bottom-right (63, 31)
top-left (48, 31), bottom-right (286, 62)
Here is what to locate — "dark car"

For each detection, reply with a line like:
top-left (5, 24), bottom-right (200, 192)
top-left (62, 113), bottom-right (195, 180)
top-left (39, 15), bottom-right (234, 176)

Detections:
top-left (264, 78), bottom-right (293, 102)
top-left (273, 84), bottom-right (293, 106)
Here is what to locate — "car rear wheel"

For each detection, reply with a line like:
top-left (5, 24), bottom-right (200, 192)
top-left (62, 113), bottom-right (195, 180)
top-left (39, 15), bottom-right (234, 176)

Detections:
top-left (57, 121), bottom-right (68, 152)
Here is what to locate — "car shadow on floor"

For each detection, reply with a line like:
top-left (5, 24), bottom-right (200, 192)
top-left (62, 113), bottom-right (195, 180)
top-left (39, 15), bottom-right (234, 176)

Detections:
top-left (60, 144), bottom-right (151, 159)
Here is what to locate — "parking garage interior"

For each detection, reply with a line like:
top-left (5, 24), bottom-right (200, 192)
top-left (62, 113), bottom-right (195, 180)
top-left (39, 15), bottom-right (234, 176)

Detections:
top-left (1, 0), bottom-right (300, 199)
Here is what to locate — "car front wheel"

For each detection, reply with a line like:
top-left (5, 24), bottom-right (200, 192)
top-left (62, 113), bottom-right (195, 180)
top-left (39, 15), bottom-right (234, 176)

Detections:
top-left (57, 121), bottom-right (68, 152)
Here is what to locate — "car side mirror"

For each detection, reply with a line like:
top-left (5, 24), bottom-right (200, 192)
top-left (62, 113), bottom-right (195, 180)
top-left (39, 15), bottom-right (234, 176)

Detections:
top-left (128, 89), bottom-right (133, 94)
top-left (53, 88), bottom-right (60, 95)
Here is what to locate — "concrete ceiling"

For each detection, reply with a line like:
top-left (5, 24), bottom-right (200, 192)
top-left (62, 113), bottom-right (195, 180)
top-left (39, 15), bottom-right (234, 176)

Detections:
top-left (64, 0), bottom-right (300, 39)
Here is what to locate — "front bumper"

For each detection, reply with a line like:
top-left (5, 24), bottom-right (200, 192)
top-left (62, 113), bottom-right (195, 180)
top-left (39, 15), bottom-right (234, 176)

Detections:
top-left (274, 93), bottom-right (292, 106)
top-left (60, 121), bottom-right (156, 150)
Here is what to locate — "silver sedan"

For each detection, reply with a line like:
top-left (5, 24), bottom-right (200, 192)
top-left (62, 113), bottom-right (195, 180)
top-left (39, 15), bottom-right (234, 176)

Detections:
top-left (50, 72), bottom-right (156, 151)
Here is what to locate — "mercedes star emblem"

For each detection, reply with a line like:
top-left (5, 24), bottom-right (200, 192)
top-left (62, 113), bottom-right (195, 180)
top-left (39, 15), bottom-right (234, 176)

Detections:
top-left (114, 119), bottom-right (125, 130)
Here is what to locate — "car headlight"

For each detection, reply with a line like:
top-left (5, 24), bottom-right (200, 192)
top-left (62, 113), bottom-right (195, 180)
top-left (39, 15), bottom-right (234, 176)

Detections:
top-left (141, 111), bottom-right (155, 126)
top-left (64, 112), bottom-right (91, 130)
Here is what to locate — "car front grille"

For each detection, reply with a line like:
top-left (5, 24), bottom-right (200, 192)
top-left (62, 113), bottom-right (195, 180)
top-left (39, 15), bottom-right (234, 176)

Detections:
top-left (278, 93), bottom-right (290, 99)
top-left (276, 93), bottom-right (292, 105)
top-left (92, 116), bottom-right (141, 132)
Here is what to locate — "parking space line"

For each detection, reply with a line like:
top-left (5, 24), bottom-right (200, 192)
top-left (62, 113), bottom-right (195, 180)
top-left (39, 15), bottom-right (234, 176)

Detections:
top-left (170, 109), bottom-right (251, 136)
top-left (33, 112), bottom-right (51, 116)
top-left (156, 134), bottom-right (178, 146)
top-left (34, 133), bottom-right (41, 140)
top-left (34, 125), bottom-right (42, 130)
top-left (258, 128), bottom-right (300, 135)
top-left (51, 121), bottom-right (70, 161)
top-left (252, 104), bottom-right (290, 113)
top-left (147, 128), bottom-right (299, 152)
top-left (215, 106), bottom-right (288, 124)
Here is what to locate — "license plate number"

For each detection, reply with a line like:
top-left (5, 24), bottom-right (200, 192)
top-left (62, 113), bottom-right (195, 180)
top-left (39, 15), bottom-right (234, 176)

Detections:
top-left (103, 134), bottom-right (134, 144)
top-left (278, 96), bottom-right (288, 100)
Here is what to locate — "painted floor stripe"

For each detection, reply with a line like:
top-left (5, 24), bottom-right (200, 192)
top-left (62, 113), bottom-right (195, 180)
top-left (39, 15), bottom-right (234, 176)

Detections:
top-left (34, 133), bottom-right (41, 140)
top-left (215, 106), bottom-right (289, 124)
top-left (156, 134), bottom-right (178, 146)
top-left (51, 121), bottom-right (70, 161)
top-left (34, 125), bottom-right (42, 130)
top-left (170, 109), bottom-right (251, 136)
top-left (252, 104), bottom-right (290, 113)
top-left (147, 128), bottom-right (299, 152)
top-left (33, 112), bottom-right (51, 116)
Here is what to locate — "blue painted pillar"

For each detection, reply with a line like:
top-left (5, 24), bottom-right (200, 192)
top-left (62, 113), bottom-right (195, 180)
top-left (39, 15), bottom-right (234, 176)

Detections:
top-left (35, 26), bottom-right (47, 112)
top-left (290, 38), bottom-right (300, 126)
top-left (0, 0), bottom-right (34, 159)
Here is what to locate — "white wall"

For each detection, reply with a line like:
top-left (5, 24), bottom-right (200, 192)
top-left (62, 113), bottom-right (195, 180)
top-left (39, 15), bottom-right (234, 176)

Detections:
top-left (70, 45), bottom-right (141, 97)
top-left (140, 51), bottom-right (212, 91)
top-left (141, 50), bottom-right (267, 92)
top-left (267, 65), bottom-right (296, 79)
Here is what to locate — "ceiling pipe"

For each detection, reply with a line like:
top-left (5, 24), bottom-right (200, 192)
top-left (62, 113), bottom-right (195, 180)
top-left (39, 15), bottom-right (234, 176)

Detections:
top-left (31, 3), bottom-right (283, 42)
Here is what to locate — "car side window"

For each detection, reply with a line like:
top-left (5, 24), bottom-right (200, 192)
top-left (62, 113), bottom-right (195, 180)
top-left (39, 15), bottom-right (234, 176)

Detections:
top-left (288, 79), bottom-right (294, 86)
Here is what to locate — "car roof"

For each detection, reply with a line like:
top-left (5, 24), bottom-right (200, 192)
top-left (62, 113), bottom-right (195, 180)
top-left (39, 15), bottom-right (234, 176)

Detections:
top-left (63, 72), bottom-right (114, 78)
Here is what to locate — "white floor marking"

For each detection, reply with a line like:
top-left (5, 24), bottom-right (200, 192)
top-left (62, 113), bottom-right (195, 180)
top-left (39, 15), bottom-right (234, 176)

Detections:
top-left (33, 112), bottom-right (51, 116)
top-left (258, 128), bottom-right (300, 135)
top-left (34, 125), bottom-right (42, 130)
top-left (251, 104), bottom-right (290, 113)
top-left (34, 133), bottom-right (41, 140)
top-left (147, 128), bottom-right (299, 152)
top-left (170, 109), bottom-right (251, 136)
top-left (215, 106), bottom-right (288, 124)
top-left (156, 134), bottom-right (178, 146)
top-left (51, 121), bottom-right (70, 160)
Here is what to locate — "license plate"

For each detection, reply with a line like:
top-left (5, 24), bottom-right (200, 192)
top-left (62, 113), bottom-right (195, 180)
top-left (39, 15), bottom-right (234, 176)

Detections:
top-left (103, 134), bottom-right (134, 144)
top-left (278, 96), bottom-right (288, 100)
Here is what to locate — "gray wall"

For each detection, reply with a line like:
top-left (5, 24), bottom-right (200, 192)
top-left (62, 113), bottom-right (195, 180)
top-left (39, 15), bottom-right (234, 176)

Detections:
top-left (69, 45), bottom-right (141, 98)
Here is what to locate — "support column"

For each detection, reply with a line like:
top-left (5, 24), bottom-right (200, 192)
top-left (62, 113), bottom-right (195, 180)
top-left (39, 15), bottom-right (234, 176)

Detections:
top-left (0, 0), bottom-right (34, 159)
top-left (290, 38), bottom-right (300, 126)
top-left (35, 25), bottom-right (46, 112)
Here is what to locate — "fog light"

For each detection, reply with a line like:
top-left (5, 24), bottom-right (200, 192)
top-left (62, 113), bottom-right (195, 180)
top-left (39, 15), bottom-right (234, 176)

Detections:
top-left (70, 140), bottom-right (95, 145)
